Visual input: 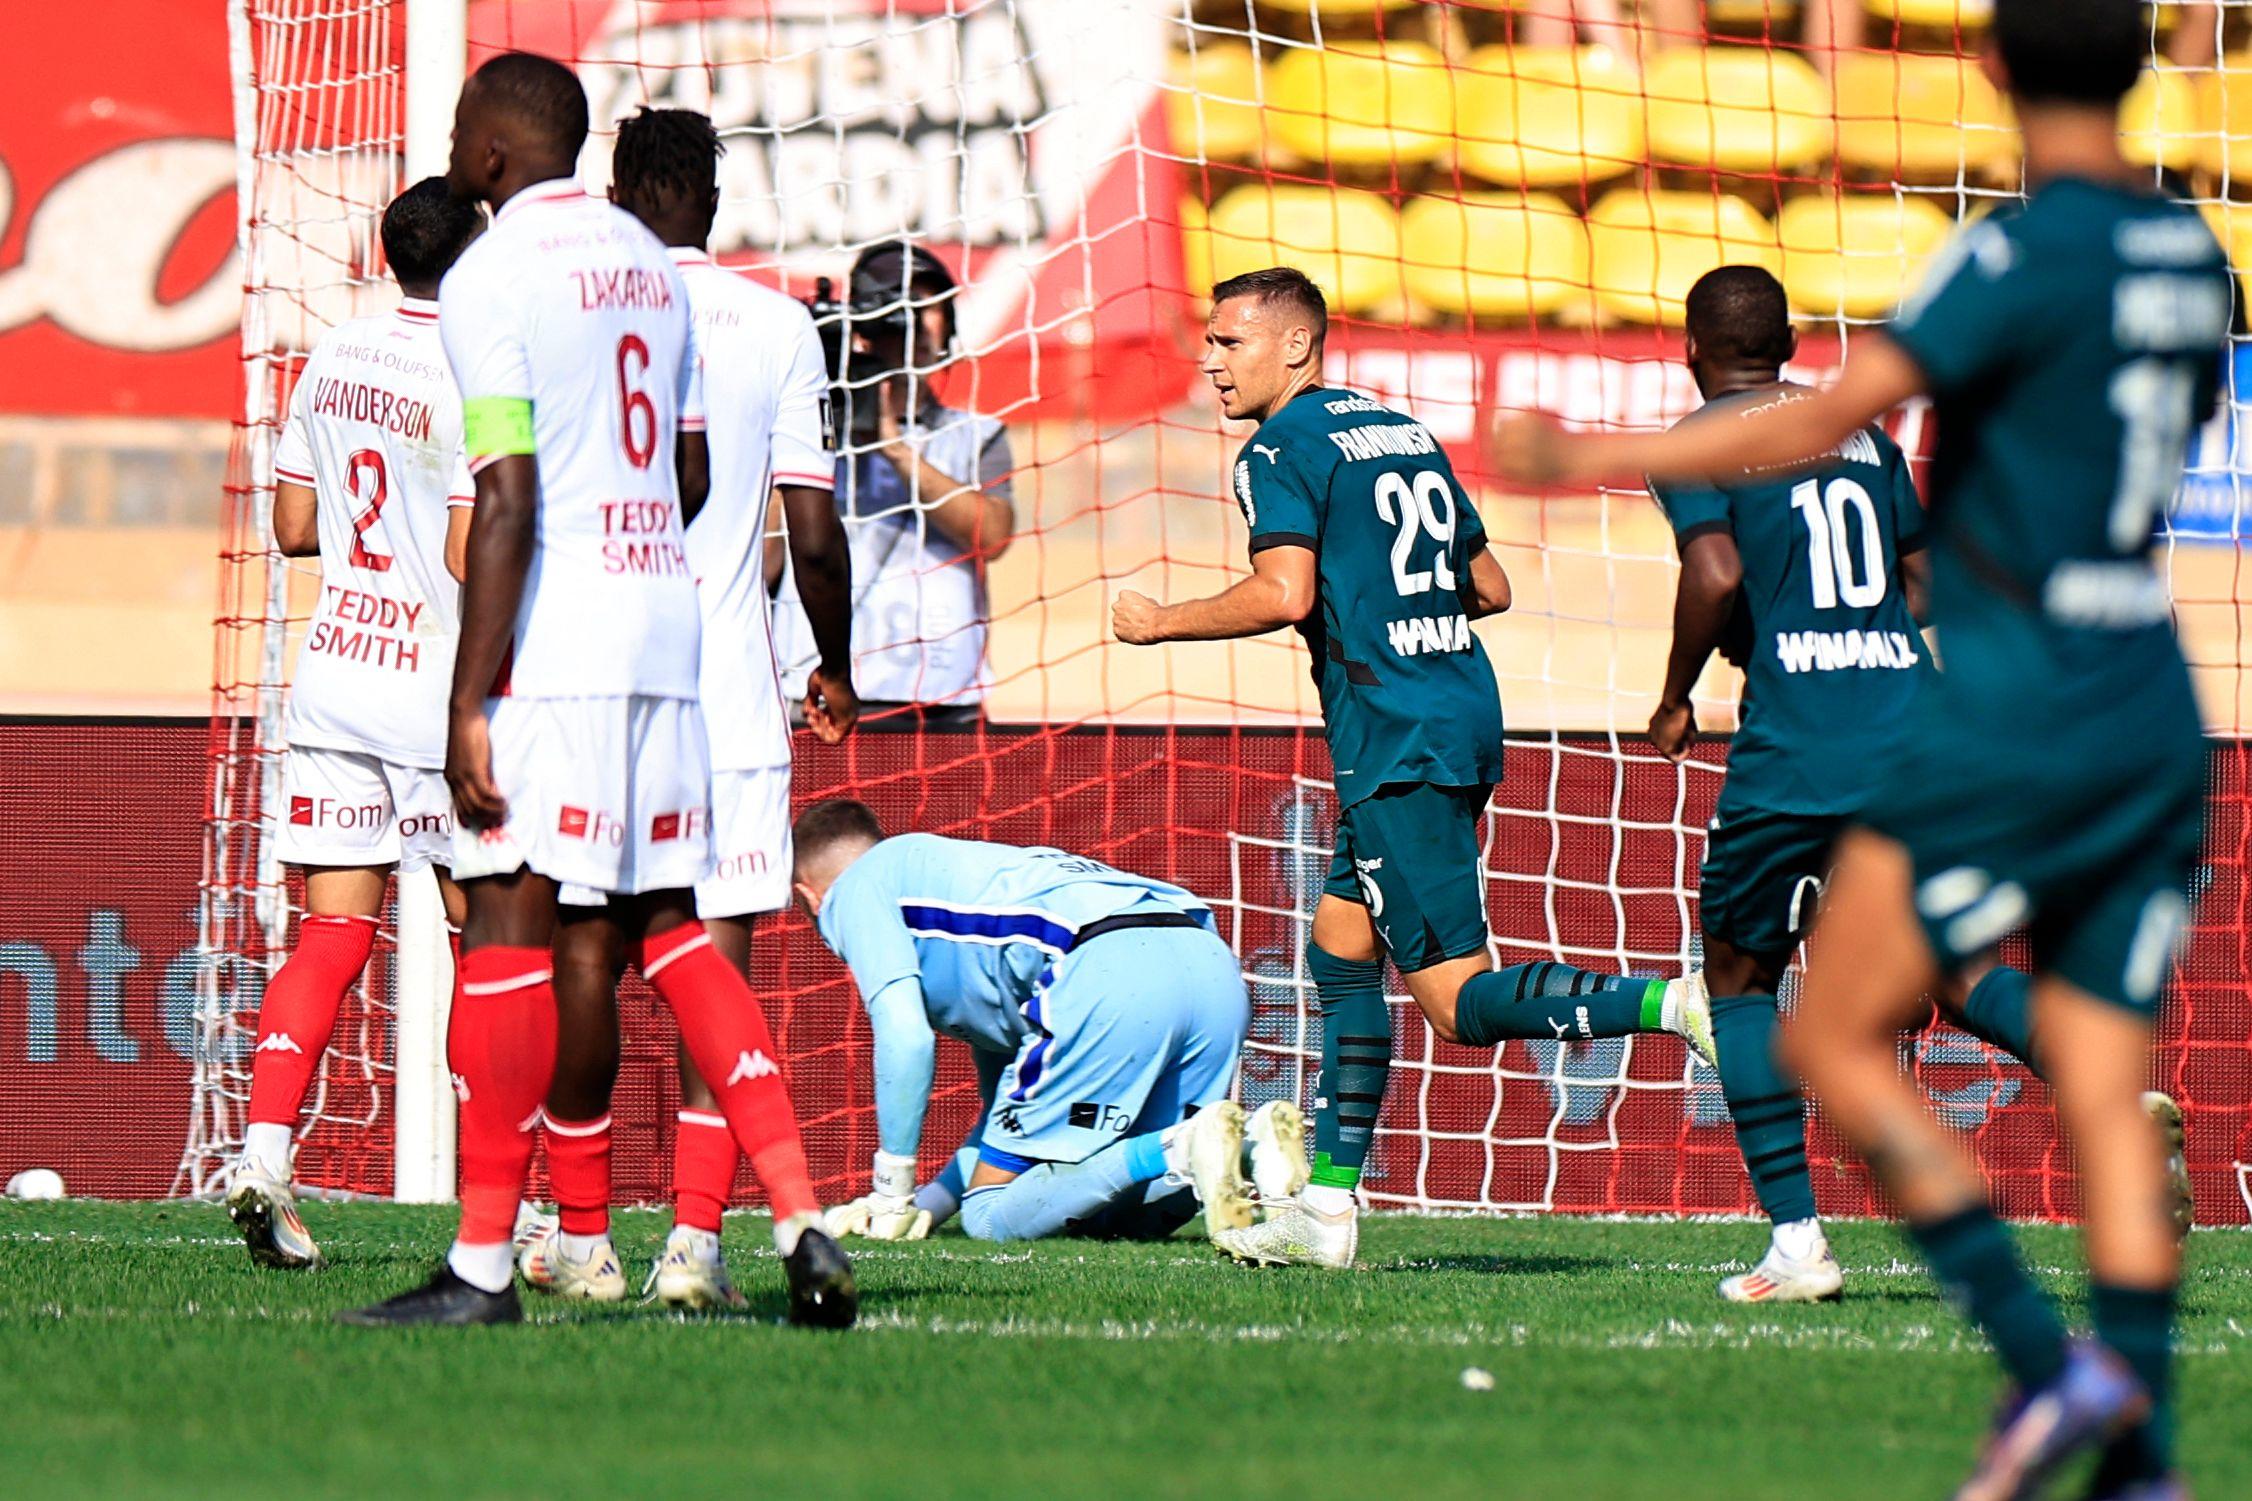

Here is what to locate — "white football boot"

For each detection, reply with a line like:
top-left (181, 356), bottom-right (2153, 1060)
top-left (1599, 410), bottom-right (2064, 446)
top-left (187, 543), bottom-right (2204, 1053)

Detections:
top-left (1163, 1100), bottom-right (1253, 1237)
top-left (1662, 971), bottom-right (1717, 1069)
top-left (1244, 1100), bottom-right (1310, 1204)
top-left (646, 1227), bottom-right (749, 1311)
top-left (225, 1161), bottom-right (322, 1269)
top-left (1718, 1220), bottom-right (1844, 1304)
top-left (1213, 1190), bottom-right (1360, 1269)
top-left (2143, 1090), bottom-right (2194, 1242)
top-left (517, 1225), bottom-right (628, 1302)
top-left (513, 1202), bottom-right (556, 1251)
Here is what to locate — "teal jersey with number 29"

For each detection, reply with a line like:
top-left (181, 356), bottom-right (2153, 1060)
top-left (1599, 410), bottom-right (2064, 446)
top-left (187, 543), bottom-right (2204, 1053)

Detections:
top-left (1234, 388), bottom-right (1506, 806)
top-left (1652, 389), bottom-right (1933, 818)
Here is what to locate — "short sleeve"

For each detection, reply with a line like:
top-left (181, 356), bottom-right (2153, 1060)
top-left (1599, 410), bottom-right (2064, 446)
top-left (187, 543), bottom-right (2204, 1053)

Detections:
top-left (1454, 475), bottom-right (1489, 552)
top-left (1889, 447), bottom-right (1928, 555)
top-left (816, 865), bottom-right (921, 1001)
top-left (273, 371), bottom-right (315, 488)
top-left (446, 449), bottom-right (476, 509)
top-left (1650, 476), bottom-right (1733, 545)
top-left (677, 304), bottom-right (706, 434)
top-left (973, 421), bottom-right (1014, 502)
top-left (1887, 218), bottom-right (2035, 401)
top-left (1234, 440), bottom-right (1321, 554)
top-left (438, 254), bottom-right (532, 470)
top-left (770, 308), bottom-right (835, 490)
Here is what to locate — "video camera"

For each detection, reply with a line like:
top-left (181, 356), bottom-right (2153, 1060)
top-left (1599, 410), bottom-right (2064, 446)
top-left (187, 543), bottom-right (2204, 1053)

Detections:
top-left (805, 241), bottom-right (958, 450)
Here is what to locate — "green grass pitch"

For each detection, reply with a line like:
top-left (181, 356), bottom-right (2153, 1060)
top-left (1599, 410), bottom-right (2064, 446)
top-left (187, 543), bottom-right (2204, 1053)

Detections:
top-left (4, 1203), bottom-right (2247, 1500)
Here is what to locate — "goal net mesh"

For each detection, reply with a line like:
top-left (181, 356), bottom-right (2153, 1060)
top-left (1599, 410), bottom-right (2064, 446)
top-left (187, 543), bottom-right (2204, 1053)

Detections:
top-left (193, 0), bottom-right (2252, 1225)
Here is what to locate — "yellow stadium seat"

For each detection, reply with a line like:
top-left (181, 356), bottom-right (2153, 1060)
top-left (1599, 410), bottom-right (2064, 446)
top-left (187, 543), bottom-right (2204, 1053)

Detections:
top-left (1256, 0), bottom-right (1410, 13)
top-left (1707, 0), bottom-right (1799, 26)
top-left (1587, 188), bottom-right (1781, 326)
top-left (2198, 64), bottom-right (2252, 182)
top-left (2121, 67), bottom-right (2205, 172)
top-left (1865, 0), bottom-right (1993, 24)
top-left (1268, 42), bottom-right (1455, 171)
top-left (1642, 46), bottom-right (1832, 175)
top-left (1400, 192), bottom-right (1591, 321)
top-left (1777, 192), bottom-right (1955, 322)
top-left (1454, 45), bottom-right (1645, 188)
top-left (1835, 51), bottom-right (2015, 179)
top-left (2198, 199), bottom-right (2252, 307)
top-left (1205, 184), bottom-right (1404, 315)
top-left (1167, 46), bottom-right (1268, 164)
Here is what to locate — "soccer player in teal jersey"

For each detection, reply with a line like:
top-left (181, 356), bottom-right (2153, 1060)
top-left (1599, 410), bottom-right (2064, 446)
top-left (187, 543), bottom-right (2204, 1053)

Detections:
top-left (1500, 5), bottom-right (2226, 1493)
top-left (1114, 266), bottom-right (1715, 1269)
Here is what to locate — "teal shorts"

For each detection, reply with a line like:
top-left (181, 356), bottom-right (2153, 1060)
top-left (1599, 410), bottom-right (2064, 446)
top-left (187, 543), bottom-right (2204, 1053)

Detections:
top-left (1324, 781), bottom-right (1492, 974)
top-left (1699, 805), bottom-right (1847, 962)
top-left (1861, 689), bottom-right (2206, 1016)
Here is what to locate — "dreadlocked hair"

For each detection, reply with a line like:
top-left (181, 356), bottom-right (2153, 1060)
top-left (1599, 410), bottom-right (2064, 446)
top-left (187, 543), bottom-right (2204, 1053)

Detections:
top-left (611, 107), bottom-right (721, 203)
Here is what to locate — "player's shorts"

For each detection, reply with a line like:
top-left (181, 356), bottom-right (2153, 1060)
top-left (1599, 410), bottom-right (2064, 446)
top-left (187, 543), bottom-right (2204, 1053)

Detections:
top-left (1698, 805), bottom-right (1848, 961)
top-left (1322, 781), bottom-right (1493, 974)
top-left (559, 764), bottom-right (791, 915)
top-left (452, 694), bottom-right (712, 896)
top-left (979, 912), bottom-right (1249, 1170)
top-left (1861, 672), bottom-right (2207, 1016)
top-left (274, 745), bottom-right (453, 874)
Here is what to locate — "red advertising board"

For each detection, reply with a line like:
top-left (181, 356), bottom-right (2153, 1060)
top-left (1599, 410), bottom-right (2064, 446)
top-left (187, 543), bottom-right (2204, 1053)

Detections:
top-left (6, 720), bottom-right (2245, 1225)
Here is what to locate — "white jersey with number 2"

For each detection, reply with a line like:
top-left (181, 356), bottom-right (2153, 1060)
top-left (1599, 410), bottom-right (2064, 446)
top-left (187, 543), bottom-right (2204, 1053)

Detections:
top-left (670, 247), bottom-right (833, 770)
top-left (437, 179), bottom-right (704, 700)
top-left (275, 297), bottom-right (472, 769)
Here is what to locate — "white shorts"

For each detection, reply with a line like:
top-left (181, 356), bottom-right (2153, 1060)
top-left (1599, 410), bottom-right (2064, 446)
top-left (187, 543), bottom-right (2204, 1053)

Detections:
top-left (275, 746), bottom-right (453, 873)
top-left (560, 763), bottom-right (792, 915)
top-left (451, 694), bottom-right (712, 895)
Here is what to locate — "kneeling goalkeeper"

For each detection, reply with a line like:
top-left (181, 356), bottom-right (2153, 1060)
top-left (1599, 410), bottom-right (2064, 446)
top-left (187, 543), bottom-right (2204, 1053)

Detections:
top-left (794, 800), bottom-right (1265, 1245)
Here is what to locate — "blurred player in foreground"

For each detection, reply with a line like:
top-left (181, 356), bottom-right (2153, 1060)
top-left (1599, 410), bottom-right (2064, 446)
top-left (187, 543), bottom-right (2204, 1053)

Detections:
top-left (514, 106), bottom-right (860, 1312)
top-left (226, 178), bottom-right (482, 1269)
top-left (796, 801), bottom-right (1258, 1246)
top-left (1114, 267), bottom-right (1711, 1269)
top-left (342, 53), bottom-right (851, 1328)
top-left (1498, 4), bottom-right (2224, 1493)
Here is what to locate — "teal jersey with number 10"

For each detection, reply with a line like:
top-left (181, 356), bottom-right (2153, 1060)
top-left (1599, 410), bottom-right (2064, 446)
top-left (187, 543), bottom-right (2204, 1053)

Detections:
top-left (1235, 388), bottom-right (1506, 806)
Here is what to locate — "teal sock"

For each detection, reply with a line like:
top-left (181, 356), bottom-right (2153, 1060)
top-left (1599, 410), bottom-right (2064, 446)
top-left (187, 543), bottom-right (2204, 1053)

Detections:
top-left (2090, 1283), bottom-right (2177, 1484)
top-left (1455, 962), bottom-right (1664, 1046)
top-left (1955, 966), bottom-right (2041, 1078)
top-left (1122, 1129), bottom-right (1168, 1185)
top-left (1907, 1205), bottom-right (2069, 1390)
top-left (1710, 993), bottom-right (1816, 1225)
top-left (1309, 943), bottom-right (1389, 1190)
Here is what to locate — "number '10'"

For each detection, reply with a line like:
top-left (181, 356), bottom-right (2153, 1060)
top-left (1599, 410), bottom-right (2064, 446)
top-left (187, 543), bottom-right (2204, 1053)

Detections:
top-left (1790, 476), bottom-right (1886, 609)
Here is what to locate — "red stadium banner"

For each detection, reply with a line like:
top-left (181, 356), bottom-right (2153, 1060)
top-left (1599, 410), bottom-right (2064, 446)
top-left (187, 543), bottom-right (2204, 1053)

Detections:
top-left (7, 720), bottom-right (2246, 1224)
top-left (0, 0), bottom-right (240, 419)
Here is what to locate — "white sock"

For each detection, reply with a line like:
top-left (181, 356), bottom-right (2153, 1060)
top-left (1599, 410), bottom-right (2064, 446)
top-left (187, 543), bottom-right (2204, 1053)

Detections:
top-left (1158, 1118), bottom-right (1192, 1181)
top-left (1772, 1217), bottom-right (1826, 1262)
top-left (1304, 1182), bottom-right (1357, 1216)
top-left (556, 1230), bottom-right (609, 1263)
top-left (447, 1239), bottom-right (514, 1294)
top-left (668, 1225), bottom-right (722, 1262)
top-left (773, 1210), bottom-right (819, 1257)
top-left (240, 1123), bottom-right (293, 1180)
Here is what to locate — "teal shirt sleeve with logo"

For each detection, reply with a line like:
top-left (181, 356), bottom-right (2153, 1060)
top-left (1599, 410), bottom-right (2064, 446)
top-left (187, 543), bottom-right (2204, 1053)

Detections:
top-left (1232, 390), bottom-right (1506, 806)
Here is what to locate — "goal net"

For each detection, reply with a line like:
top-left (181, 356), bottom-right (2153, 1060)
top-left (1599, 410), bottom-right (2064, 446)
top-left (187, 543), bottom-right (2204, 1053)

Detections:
top-left (193, 0), bottom-right (2252, 1226)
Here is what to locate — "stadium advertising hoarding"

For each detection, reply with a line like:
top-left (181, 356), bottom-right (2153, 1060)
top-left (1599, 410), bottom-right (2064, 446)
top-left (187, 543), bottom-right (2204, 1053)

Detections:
top-left (9, 722), bottom-right (2244, 1223)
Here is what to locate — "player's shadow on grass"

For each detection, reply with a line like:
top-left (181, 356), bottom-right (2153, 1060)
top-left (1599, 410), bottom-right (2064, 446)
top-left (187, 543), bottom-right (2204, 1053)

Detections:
top-left (1365, 1253), bottom-right (1612, 1277)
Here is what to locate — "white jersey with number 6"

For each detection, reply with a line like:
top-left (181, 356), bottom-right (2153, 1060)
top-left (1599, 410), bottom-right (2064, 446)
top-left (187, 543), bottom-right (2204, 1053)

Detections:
top-left (274, 297), bottom-right (473, 769)
top-left (671, 246), bottom-right (833, 771)
top-left (437, 179), bottom-right (704, 700)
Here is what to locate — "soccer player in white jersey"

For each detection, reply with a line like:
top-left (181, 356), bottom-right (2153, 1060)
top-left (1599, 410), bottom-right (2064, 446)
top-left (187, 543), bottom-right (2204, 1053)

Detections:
top-left (516, 107), bottom-right (862, 1311)
top-left (341, 53), bottom-right (853, 1328)
top-left (226, 178), bottom-right (482, 1270)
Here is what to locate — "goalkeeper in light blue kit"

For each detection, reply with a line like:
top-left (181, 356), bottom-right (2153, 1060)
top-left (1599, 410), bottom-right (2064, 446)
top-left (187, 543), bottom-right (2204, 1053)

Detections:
top-left (796, 800), bottom-right (1266, 1246)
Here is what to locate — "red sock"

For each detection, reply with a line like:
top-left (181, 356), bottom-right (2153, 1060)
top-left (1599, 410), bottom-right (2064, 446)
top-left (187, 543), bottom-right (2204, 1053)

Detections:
top-left (449, 945), bottom-right (557, 1247)
top-left (641, 922), bottom-right (818, 1223)
top-left (543, 1111), bottom-right (612, 1236)
top-left (246, 914), bottom-right (377, 1128)
top-left (673, 1108), bottom-right (737, 1233)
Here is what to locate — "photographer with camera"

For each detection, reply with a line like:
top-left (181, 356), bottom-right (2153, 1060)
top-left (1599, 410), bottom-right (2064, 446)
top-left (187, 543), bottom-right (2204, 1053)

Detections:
top-left (772, 241), bottom-right (1015, 727)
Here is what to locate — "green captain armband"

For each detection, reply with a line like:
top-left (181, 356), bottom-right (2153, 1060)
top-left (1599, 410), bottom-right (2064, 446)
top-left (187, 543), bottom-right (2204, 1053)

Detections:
top-left (462, 396), bottom-right (535, 457)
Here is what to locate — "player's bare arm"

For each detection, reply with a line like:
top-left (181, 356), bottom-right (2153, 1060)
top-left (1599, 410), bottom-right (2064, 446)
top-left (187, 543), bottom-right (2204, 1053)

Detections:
top-left (1112, 543), bottom-right (1315, 645)
top-left (446, 451), bottom-right (538, 828)
top-left (272, 480), bottom-right (319, 557)
top-left (1650, 531), bottom-right (1743, 763)
top-left (1460, 547), bottom-right (1512, 620)
top-left (781, 481), bottom-right (859, 741)
top-left (444, 505), bottom-right (473, 583)
top-left (1497, 337), bottom-right (1926, 490)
